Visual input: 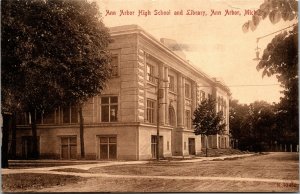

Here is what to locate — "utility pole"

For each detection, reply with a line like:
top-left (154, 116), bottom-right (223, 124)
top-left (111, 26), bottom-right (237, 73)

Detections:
top-left (148, 70), bottom-right (167, 161)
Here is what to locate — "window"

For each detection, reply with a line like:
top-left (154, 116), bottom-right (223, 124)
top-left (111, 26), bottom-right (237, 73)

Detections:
top-left (17, 112), bottom-right (30, 125)
top-left (218, 97), bottom-right (221, 112)
top-left (168, 105), bottom-right (176, 126)
top-left (18, 107), bottom-right (78, 125)
top-left (147, 64), bottom-right (155, 83)
top-left (151, 136), bottom-right (157, 159)
top-left (200, 91), bottom-right (205, 102)
top-left (35, 110), bottom-right (43, 124)
top-left (221, 98), bottom-right (224, 114)
top-left (62, 105), bottom-right (78, 124)
top-left (146, 99), bottom-right (155, 123)
top-left (208, 94), bottom-right (212, 99)
top-left (168, 75), bottom-right (175, 92)
top-left (99, 136), bottom-right (117, 159)
top-left (61, 136), bottom-right (77, 159)
top-left (224, 101), bottom-right (227, 118)
top-left (22, 136), bottom-right (40, 159)
top-left (224, 99), bottom-right (226, 110)
top-left (167, 141), bottom-right (170, 151)
top-left (111, 55), bottom-right (119, 76)
top-left (43, 110), bottom-right (56, 124)
top-left (185, 83), bottom-right (191, 98)
top-left (220, 97), bottom-right (223, 108)
top-left (185, 110), bottom-right (191, 129)
top-left (101, 96), bottom-right (118, 122)
top-left (201, 136), bottom-right (206, 148)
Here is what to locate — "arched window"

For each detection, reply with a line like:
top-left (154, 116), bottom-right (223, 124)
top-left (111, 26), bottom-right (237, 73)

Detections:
top-left (169, 105), bottom-right (176, 126)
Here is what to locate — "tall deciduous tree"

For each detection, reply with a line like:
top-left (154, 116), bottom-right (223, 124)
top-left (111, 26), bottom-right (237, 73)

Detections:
top-left (242, 0), bottom-right (297, 32)
top-left (193, 98), bottom-right (226, 157)
top-left (1, 86), bottom-right (22, 167)
top-left (2, 0), bottom-right (112, 164)
top-left (229, 99), bottom-right (250, 148)
top-left (242, 0), bottom-right (298, 146)
top-left (230, 99), bottom-right (286, 152)
top-left (257, 26), bottom-right (298, 138)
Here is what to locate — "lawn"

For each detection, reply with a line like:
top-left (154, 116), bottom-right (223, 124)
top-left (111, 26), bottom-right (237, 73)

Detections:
top-left (2, 173), bottom-right (86, 192)
top-left (38, 177), bottom-right (298, 192)
top-left (8, 161), bottom-right (99, 169)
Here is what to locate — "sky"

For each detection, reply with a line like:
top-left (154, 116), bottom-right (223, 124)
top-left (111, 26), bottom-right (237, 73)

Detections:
top-left (95, 0), bottom-right (296, 104)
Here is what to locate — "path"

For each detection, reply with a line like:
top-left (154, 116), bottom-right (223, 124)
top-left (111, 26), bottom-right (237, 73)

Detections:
top-left (2, 153), bottom-right (253, 173)
top-left (2, 153), bottom-right (298, 185)
top-left (5, 169), bottom-right (298, 185)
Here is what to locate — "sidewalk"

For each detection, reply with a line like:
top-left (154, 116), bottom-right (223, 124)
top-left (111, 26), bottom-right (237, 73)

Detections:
top-left (3, 153), bottom-right (299, 187)
top-left (2, 160), bottom-right (148, 173)
top-left (2, 153), bottom-right (256, 174)
top-left (176, 153), bottom-right (255, 163)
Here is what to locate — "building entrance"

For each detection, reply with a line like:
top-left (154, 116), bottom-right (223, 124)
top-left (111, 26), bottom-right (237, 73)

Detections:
top-left (188, 138), bottom-right (196, 155)
top-left (151, 135), bottom-right (163, 159)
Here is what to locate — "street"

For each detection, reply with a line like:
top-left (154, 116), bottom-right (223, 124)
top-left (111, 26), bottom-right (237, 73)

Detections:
top-left (2, 152), bottom-right (299, 192)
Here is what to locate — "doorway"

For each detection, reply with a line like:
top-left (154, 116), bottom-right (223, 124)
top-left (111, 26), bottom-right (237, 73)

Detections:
top-left (151, 135), bottom-right (163, 159)
top-left (188, 138), bottom-right (196, 155)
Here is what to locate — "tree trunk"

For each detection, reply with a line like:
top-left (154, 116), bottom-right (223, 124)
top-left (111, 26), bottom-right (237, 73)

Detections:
top-left (9, 112), bottom-right (17, 159)
top-left (79, 105), bottom-right (85, 159)
top-left (30, 110), bottom-right (39, 159)
top-left (2, 113), bottom-right (11, 168)
top-left (205, 135), bottom-right (208, 157)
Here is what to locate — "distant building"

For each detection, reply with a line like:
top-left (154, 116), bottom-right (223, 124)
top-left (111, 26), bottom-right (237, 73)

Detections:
top-left (15, 25), bottom-right (231, 160)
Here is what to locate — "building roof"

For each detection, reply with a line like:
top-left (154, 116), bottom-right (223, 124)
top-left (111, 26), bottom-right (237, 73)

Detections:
top-left (109, 25), bottom-right (230, 95)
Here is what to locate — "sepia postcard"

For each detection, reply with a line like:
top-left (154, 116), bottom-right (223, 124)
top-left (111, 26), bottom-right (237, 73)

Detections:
top-left (1, 0), bottom-right (299, 193)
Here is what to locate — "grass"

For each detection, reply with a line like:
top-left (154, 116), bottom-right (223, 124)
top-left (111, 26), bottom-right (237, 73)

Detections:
top-left (197, 148), bottom-right (252, 157)
top-left (39, 177), bottom-right (299, 192)
top-left (8, 161), bottom-right (98, 169)
top-left (50, 168), bottom-right (90, 173)
top-left (2, 173), bottom-right (86, 192)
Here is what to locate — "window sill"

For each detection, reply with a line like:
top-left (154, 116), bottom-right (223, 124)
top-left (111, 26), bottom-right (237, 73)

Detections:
top-left (100, 121), bottom-right (119, 123)
top-left (147, 81), bottom-right (157, 87)
top-left (169, 90), bottom-right (177, 95)
top-left (144, 121), bottom-right (156, 125)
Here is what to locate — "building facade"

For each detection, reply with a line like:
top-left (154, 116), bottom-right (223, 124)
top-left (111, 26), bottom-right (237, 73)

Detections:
top-left (15, 25), bottom-right (231, 160)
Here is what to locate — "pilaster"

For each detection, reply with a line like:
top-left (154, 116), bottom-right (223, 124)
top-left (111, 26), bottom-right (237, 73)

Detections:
top-left (159, 64), bottom-right (165, 125)
top-left (191, 81), bottom-right (197, 116)
top-left (164, 66), bottom-right (169, 125)
top-left (177, 73), bottom-right (184, 127)
top-left (136, 48), bottom-right (146, 122)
